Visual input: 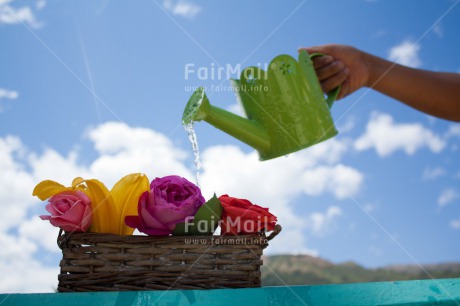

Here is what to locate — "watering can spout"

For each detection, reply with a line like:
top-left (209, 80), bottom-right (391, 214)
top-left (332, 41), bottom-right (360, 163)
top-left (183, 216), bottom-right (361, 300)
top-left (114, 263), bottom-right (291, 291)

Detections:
top-left (182, 87), bottom-right (271, 155)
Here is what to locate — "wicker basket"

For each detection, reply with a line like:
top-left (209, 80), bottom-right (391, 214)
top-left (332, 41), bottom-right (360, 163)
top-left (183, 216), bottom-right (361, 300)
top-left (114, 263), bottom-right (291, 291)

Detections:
top-left (56, 225), bottom-right (281, 292)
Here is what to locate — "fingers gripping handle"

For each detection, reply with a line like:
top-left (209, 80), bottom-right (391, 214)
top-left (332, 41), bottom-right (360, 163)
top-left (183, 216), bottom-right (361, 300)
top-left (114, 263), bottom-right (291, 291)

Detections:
top-left (309, 52), bottom-right (342, 108)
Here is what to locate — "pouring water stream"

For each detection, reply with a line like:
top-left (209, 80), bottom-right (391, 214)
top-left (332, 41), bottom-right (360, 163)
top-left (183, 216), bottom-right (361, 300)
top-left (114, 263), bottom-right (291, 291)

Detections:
top-left (183, 122), bottom-right (201, 187)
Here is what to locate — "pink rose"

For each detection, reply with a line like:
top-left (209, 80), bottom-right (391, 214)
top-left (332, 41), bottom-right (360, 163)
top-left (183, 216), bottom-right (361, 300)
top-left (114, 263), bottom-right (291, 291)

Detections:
top-left (125, 175), bottom-right (205, 236)
top-left (40, 190), bottom-right (92, 232)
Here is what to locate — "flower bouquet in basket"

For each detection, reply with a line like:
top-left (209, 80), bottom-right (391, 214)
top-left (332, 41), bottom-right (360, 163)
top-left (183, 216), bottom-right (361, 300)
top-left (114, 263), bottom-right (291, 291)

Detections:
top-left (33, 173), bottom-right (281, 292)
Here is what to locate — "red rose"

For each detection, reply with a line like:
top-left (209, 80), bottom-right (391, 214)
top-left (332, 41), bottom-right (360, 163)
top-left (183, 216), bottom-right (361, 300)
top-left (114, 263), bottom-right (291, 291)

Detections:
top-left (218, 194), bottom-right (277, 235)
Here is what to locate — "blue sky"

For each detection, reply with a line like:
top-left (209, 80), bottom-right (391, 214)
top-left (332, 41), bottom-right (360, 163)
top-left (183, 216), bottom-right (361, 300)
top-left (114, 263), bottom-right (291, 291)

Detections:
top-left (0, 0), bottom-right (459, 293)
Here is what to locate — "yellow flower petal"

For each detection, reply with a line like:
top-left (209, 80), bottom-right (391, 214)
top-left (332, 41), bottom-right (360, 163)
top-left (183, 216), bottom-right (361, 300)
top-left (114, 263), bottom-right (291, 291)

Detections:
top-left (111, 173), bottom-right (150, 235)
top-left (72, 177), bottom-right (85, 188)
top-left (32, 180), bottom-right (72, 200)
top-left (81, 179), bottom-right (118, 234)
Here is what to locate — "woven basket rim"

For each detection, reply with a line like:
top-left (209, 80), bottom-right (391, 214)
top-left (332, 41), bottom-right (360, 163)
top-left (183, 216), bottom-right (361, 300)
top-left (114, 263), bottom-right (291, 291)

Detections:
top-left (57, 225), bottom-right (282, 249)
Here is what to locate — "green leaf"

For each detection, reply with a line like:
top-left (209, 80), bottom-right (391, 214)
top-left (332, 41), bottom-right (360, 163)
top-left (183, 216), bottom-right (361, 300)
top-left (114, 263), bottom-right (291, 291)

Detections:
top-left (173, 194), bottom-right (223, 236)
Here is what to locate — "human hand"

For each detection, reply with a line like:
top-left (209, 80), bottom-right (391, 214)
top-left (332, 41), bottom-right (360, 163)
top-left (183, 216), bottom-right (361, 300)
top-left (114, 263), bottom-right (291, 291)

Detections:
top-left (298, 44), bottom-right (372, 99)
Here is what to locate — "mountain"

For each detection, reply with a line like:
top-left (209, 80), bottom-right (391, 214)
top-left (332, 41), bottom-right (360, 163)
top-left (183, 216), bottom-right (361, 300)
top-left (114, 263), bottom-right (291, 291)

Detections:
top-left (261, 255), bottom-right (460, 286)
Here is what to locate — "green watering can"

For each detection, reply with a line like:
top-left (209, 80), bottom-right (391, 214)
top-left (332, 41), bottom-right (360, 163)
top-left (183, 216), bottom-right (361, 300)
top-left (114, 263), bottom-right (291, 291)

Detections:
top-left (182, 50), bottom-right (341, 161)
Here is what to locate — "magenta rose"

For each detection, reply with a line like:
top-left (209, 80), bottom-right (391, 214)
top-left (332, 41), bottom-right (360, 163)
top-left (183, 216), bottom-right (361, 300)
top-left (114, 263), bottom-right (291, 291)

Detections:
top-left (125, 175), bottom-right (205, 236)
top-left (40, 190), bottom-right (92, 232)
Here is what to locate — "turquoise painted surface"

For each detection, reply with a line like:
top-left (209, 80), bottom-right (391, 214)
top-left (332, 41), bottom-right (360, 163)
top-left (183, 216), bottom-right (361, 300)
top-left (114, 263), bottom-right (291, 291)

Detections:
top-left (1, 278), bottom-right (459, 306)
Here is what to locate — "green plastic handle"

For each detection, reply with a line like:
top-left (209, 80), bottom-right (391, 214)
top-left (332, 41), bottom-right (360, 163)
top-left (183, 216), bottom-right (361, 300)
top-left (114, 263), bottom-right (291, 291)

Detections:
top-left (309, 53), bottom-right (342, 108)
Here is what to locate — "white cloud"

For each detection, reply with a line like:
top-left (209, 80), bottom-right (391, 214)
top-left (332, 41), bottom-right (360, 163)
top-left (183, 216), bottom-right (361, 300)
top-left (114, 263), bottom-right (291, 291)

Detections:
top-left (0, 88), bottom-right (18, 100)
top-left (355, 112), bottom-right (445, 157)
top-left (163, 0), bottom-right (201, 19)
top-left (388, 40), bottom-right (422, 68)
top-left (0, 88), bottom-right (18, 112)
top-left (0, 259), bottom-right (58, 293)
top-left (226, 102), bottom-right (245, 116)
top-left (0, 0), bottom-right (41, 28)
top-left (447, 125), bottom-right (460, 138)
top-left (36, 0), bottom-right (46, 10)
top-left (371, 29), bottom-right (387, 39)
top-left (368, 245), bottom-right (383, 257)
top-left (87, 122), bottom-right (192, 186)
top-left (265, 229), bottom-right (319, 256)
top-left (18, 217), bottom-right (60, 253)
top-left (433, 23), bottom-right (443, 38)
top-left (200, 139), bottom-right (360, 203)
top-left (438, 188), bottom-right (459, 207)
top-left (0, 231), bottom-right (37, 262)
top-left (301, 165), bottom-right (363, 199)
top-left (0, 136), bottom-right (60, 292)
top-left (450, 219), bottom-right (460, 230)
top-left (337, 115), bottom-right (355, 133)
top-left (28, 121), bottom-right (192, 189)
top-left (0, 232), bottom-right (59, 293)
top-left (0, 136), bottom-right (37, 231)
top-left (307, 206), bottom-right (342, 236)
top-left (362, 203), bottom-right (379, 214)
top-left (422, 166), bottom-right (446, 181)
top-left (0, 121), bottom-right (363, 292)
top-left (29, 149), bottom-right (90, 185)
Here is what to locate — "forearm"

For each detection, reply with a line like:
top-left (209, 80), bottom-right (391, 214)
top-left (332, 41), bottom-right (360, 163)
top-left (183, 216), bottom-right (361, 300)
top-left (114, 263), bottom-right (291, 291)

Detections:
top-left (365, 53), bottom-right (460, 122)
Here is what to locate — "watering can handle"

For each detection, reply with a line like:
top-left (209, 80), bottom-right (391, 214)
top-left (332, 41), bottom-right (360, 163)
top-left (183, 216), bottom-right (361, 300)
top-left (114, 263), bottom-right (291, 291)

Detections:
top-left (309, 53), bottom-right (342, 109)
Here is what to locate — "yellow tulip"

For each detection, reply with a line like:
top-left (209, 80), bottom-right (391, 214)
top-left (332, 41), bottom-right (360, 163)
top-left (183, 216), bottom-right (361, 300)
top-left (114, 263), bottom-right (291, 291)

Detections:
top-left (32, 173), bottom-right (150, 235)
top-left (111, 173), bottom-right (150, 235)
